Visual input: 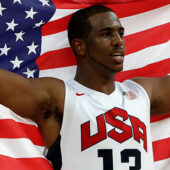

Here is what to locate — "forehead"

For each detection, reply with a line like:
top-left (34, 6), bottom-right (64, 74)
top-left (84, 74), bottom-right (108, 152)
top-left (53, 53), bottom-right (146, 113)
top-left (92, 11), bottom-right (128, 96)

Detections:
top-left (88, 12), bottom-right (122, 31)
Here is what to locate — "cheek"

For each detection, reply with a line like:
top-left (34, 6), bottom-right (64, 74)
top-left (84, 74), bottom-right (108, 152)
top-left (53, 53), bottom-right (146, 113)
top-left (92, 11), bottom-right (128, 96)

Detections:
top-left (87, 38), bottom-right (109, 58)
top-left (91, 41), bottom-right (108, 54)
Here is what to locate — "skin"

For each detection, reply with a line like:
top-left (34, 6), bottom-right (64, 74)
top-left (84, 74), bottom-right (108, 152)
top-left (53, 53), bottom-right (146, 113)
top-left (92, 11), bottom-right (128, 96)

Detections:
top-left (0, 11), bottom-right (169, 149)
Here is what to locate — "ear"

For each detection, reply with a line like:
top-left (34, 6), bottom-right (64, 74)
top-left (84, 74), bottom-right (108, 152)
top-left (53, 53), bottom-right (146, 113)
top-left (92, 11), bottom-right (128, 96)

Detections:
top-left (71, 39), bottom-right (87, 57)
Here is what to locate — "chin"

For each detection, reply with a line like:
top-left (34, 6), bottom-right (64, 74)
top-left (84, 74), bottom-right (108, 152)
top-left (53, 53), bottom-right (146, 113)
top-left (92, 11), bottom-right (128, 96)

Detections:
top-left (110, 64), bottom-right (123, 73)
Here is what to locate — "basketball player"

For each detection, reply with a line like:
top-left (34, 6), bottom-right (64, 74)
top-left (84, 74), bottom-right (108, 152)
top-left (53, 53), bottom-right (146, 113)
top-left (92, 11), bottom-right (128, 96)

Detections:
top-left (0, 5), bottom-right (169, 170)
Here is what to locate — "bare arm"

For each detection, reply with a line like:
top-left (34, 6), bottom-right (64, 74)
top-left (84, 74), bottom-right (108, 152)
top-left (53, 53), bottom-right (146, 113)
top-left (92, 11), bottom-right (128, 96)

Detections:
top-left (0, 68), bottom-right (65, 119)
top-left (0, 69), bottom-right (46, 119)
top-left (0, 69), bottom-right (65, 147)
top-left (132, 76), bottom-right (170, 116)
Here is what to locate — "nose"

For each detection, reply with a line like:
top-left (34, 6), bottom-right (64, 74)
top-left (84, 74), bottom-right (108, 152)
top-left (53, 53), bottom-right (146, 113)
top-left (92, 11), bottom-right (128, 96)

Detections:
top-left (111, 33), bottom-right (124, 48)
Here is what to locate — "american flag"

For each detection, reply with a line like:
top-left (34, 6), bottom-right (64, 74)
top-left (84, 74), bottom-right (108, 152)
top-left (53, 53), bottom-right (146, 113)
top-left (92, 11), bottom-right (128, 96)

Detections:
top-left (0, 0), bottom-right (169, 169)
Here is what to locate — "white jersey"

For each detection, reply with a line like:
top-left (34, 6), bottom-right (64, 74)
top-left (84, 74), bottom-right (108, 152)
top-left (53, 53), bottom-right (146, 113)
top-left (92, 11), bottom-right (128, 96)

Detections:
top-left (49, 79), bottom-right (155, 170)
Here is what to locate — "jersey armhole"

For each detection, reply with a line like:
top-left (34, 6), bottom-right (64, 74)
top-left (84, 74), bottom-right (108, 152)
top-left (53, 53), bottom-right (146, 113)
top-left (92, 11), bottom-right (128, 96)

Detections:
top-left (124, 79), bottom-right (150, 108)
top-left (60, 81), bottom-right (77, 136)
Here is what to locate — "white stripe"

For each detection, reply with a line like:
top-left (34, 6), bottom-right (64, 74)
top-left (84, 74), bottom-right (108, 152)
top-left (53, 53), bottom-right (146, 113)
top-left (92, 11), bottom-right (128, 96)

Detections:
top-left (0, 138), bottom-right (45, 158)
top-left (41, 30), bottom-right (70, 55)
top-left (39, 65), bottom-right (76, 80)
top-left (121, 5), bottom-right (170, 36)
top-left (151, 118), bottom-right (170, 142)
top-left (123, 41), bottom-right (170, 71)
top-left (154, 158), bottom-right (170, 170)
top-left (49, 9), bottom-right (77, 21)
top-left (0, 105), bottom-right (37, 126)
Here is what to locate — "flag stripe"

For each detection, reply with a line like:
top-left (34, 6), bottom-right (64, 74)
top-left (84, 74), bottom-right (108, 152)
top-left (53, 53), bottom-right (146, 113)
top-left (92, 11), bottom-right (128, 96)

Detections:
top-left (151, 118), bottom-right (170, 142)
top-left (37, 47), bottom-right (76, 70)
top-left (0, 105), bottom-right (37, 126)
top-left (39, 65), bottom-right (76, 80)
top-left (151, 113), bottom-right (170, 123)
top-left (0, 119), bottom-right (44, 146)
top-left (124, 41), bottom-right (170, 71)
top-left (42, 15), bottom-right (71, 36)
top-left (154, 158), bottom-right (170, 170)
top-left (125, 23), bottom-right (170, 55)
top-left (52, 0), bottom-right (169, 17)
top-left (120, 5), bottom-right (169, 36)
top-left (0, 155), bottom-right (53, 170)
top-left (42, 5), bottom-right (169, 36)
top-left (153, 138), bottom-right (170, 162)
top-left (41, 31), bottom-right (70, 55)
top-left (49, 9), bottom-right (77, 21)
top-left (0, 138), bottom-right (45, 158)
top-left (50, 0), bottom-right (169, 21)
top-left (115, 58), bottom-right (170, 82)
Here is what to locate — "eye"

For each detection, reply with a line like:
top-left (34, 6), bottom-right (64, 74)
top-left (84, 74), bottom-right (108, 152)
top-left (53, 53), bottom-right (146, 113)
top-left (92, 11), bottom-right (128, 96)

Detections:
top-left (101, 32), bottom-right (111, 38)
top-left (119, 31), bottom-right (124, 38)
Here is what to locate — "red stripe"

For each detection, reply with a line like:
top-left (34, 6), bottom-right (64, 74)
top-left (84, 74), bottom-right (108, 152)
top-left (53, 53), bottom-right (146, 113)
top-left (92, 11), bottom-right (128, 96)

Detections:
top-left (0, 155), bottom-right (53, 170)
top-left (42, 14), bottom-right (71, 36)
top-left (52, 0), bottom-right (169, 16)
top-left (115, 59), bottom-right (170, 82)
top-left (125, 23), bottom-right (170, 55)
top-left (151, 113), bottom-right (170, 123)
top-left (152, 138), bottom-right (170, 162)
top-left (36, 47), bottom-right (76, 70)
top-left (0, 119), bottom-right (44, 146)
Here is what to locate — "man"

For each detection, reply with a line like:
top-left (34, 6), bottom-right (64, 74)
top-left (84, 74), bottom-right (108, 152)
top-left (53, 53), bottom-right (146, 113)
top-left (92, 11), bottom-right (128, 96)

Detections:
top-left (0, 4), bottom-right (169, 170)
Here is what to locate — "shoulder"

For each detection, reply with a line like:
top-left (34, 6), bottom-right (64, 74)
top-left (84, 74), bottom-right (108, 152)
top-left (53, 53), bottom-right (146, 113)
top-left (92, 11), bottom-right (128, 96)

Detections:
top-left (30, 77), bottom-right (65, 95)
top-left (130, 76), bottom-right (170, 116)
top-left (130, 77), bottom-right (154, 100)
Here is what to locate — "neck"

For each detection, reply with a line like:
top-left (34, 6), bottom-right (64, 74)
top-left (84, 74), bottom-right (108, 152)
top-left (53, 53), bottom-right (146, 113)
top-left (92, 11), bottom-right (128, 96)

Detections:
top-left (75, 65), bottom-right (116, 95)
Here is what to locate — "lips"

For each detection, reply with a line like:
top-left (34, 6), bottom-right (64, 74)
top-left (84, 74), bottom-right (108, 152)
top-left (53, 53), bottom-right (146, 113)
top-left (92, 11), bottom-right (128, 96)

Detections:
top-left (110, 53), bottom-right (124, 63)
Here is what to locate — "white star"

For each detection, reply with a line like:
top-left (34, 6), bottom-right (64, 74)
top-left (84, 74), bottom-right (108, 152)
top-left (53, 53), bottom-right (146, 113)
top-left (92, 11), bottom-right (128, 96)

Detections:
top-left (34, 20), bottom-right (45, 28)
top-left (6, 19), bottom-right (19, 31)
top-left (27, 41), bottom-right (38, 55)
top-left (39, 0), bottom-right (50, 7)
top-left (0, 44), bottom-right (11, 56)
top-left (13, 0), bottom-right (22, 4)
top-left (23, 67), bottom-right (36, 78)
top-left (25, 7), bottom-right (38, 20)
top-left (15, 31), bottom-right (25, 41)
top-left (0, 2), bottom-right (6, 16)
top-left (10, 56), bottom-right (23, 69)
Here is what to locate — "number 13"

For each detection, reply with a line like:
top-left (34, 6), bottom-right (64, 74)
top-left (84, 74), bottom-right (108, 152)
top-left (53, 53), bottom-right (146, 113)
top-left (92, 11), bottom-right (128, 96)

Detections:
top-left (98, 149), bottom-right (141, 170)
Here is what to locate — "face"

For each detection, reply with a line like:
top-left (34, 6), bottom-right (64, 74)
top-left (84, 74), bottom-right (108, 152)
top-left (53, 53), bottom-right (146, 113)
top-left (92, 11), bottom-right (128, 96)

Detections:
top-left (86, 11), bottom-right (125, 73)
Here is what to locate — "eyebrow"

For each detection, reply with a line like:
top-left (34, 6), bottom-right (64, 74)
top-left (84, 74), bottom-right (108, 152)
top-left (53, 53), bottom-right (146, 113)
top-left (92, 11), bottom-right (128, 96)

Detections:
top-left (99, 27), bottom-right (124, 32)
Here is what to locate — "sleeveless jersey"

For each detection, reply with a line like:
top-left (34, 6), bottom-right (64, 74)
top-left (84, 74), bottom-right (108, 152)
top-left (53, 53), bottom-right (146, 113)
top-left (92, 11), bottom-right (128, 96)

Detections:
top-left (47, 80), bottom-right (155, 170)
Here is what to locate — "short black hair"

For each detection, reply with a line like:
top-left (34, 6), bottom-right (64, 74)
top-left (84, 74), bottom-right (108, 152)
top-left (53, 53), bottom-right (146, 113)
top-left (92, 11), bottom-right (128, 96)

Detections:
top-left (67, 4), bottom-right (114, 46)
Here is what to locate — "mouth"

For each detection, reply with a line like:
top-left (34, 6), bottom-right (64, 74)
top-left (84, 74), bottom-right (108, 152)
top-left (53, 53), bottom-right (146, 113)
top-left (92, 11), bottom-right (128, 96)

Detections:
top-left (110, 53), bottom-right (124, 63)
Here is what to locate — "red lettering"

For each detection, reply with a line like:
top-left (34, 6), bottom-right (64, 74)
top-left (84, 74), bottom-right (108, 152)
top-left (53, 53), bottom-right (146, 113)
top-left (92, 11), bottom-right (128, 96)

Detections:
top-left (129, 115), bottom-right (147, 151)
top-left (81, 108), bottom-right (148, 151)
top-left (81, 114), bottom-right (107, 151)
top-left (105, 108), bottom-right (132, 143)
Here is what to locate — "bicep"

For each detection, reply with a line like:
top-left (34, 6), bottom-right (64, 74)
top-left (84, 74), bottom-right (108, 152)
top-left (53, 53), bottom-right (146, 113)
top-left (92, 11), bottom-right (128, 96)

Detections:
top-left (0, 69), bottom-right (50, 120)
top-left (150, 76), bottom-right (170, 116)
